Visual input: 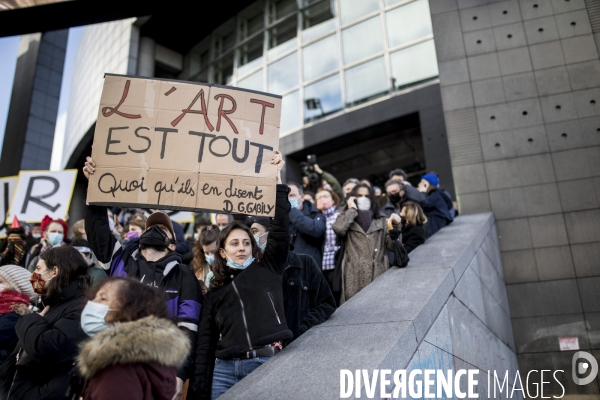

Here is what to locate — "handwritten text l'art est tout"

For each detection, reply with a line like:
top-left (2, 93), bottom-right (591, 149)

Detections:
top-left (86, 74), bottom-right (282, 217)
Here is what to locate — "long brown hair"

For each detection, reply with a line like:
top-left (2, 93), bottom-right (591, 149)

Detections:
top-left (191, 224), bottom-right (220, 279)
top-left (208, 221), bottom-right (262, 291)
top-left (39, 246), bottom-right (90, 297)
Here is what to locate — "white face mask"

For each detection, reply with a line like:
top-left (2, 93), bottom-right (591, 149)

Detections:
top-left (0, 284), bottom-right (5, 292)
top-left (356, 197), bottom-right (371, 211)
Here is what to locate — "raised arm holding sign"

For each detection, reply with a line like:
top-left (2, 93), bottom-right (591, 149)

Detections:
top-left (85, 74), bottom-right (282, 217)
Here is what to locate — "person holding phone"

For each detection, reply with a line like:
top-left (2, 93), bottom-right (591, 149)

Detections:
top-left (417, 174), bottom-right (452, 238)
top-left (332, 183), bottom-right (400, 304)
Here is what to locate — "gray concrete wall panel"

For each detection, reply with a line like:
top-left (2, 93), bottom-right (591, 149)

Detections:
top-left (219, 213), bottom-right (517, 399)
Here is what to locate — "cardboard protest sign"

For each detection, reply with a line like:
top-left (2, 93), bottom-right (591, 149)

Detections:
top-left (8, 170), bottom-right (78, 223)
top-left (144, 210), bottom-right (193, 223)
top-left (0, 176), bottom-right (18, 237)
top-left (87, 74), bottom-right (282, 217)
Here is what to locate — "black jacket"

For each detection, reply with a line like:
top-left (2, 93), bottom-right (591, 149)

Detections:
top-left (85, 205), bottom-right (201, 381)
top-left (289, 200), bottom-right (326, 267)
top-left (381, 184), bottom-right (425, 217)
top-left (0, 313), bottom-right (21, 366)
top-left (283, 252), bottom-right (335, 343)
top-left (189, 185), bottom-right (292, 400)
top-left (401, 224), bottom-right (427, 253)
top-left (422, 189), bottom-right (453, 238)
top-left (0, 280), bottom-right (88, 400)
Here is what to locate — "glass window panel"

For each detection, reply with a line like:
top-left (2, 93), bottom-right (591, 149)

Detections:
top-left (384, 0), bottom-right (404, 5)
top-left (303, 34), bottom-right (339, 81)
top-left (268, 52), bottom-right (299, 94)
top-left (185, 38), bottom-right (210, 80)
top-left (281, 90), bottom-right (302, 133)
top-left (238, 1), bottom-right (265, 41)
top-left (341, 17), bottom-right (384, 65)
top-left (304, 73), bottom-right (343, 122)
top-left (390, 40), bottom-right (439, 89)
top-left (269, 0), bottom-right (297, 23)
top-left (213, 19), bottom-right (235, 57)
top-left (191, 70), bottom-right (209, 84)
top-left (268, 17), bottom-right (297, 60)
top-left (238, 34), bottom-right (264, 77)
top-left (238, 69), bottom-right (264, 92)
top-left (344, 57), bottom-right (388, 106)
top-left (386, 0), bottom-right (433, 48)
top-left (339, 0), bottom-right (379, 26)
top-left (302, 1), bottom-right (336, 43)
top-left (212, 55), bottom-right (234, 85)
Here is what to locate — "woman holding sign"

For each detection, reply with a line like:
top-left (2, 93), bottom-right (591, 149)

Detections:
top-left (189, 151), bottom-right (291, 400)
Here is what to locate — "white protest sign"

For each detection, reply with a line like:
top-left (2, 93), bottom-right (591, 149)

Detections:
top-left (8, 170), bottom-right (78, 223)
top-left (0, 176), bottom-right (18, 237)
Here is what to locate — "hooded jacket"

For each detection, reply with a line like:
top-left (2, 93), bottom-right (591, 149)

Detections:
top-left (85, 205), bottom-right (201, 381)
top-left (0, 280), bottom-right (88, 400)
top-left (289, 199), bottom-right (326, 267)
top-left (77, 316), bottom-right (190, 400)
top-left (422, 188), bottom-right (452, 238)
top-left (189, 185), bottom-right (292, 400)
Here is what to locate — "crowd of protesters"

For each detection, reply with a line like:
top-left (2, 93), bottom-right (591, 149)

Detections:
top-left (0, 151), bottom-right (456, 400)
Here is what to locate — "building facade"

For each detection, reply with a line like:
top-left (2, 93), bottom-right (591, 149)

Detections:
top-left (431, 0), bottom-right (600, 396)
top-left (0, 29), bottom-right (67, 176)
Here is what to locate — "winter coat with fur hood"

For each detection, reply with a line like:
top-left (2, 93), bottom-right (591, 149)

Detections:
top-left (77, 316), bottom-right (190, 400)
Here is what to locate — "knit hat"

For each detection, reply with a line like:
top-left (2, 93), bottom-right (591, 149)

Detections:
top-left (421, 173), bottom-right (439, 187)
top-left (0, 265), bottom-right (36, 298)
top-left (251, 217), bottom-right (271, 229)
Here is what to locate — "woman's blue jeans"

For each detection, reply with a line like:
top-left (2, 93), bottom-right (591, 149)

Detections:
top-left (211, 356), bottom-right (272, 399)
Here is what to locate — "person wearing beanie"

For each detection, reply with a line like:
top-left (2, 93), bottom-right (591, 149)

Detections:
top-left (417, 173), bottom-right (453, 238)
top-left (0, 265), bottom-right (34, 365)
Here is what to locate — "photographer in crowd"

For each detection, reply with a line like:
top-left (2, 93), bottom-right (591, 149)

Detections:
top-left (300, 156), bottom-right (344, 203)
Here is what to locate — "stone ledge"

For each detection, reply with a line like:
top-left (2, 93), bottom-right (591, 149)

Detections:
top-left (220, 213), bottom-right (515, 400)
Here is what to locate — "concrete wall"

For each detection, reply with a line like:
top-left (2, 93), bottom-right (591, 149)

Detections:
top-left (429, 0), bottom-right (600, 395)
top-left (220, 213), bottom-right (519, 399)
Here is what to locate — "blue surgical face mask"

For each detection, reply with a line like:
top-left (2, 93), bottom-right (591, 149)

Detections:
top-left (289, 197), bottom-right (299, 209)
top-left (47, 232), bottom-right (62, 246)
top-left (254, 232), bottom-right (268, 252)
top-left (81, 300), bottom-right (116, 337)
top-left (226, 255), bottom-right (255, 270)
top-left (205, 254), bottom-right (215, 265)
